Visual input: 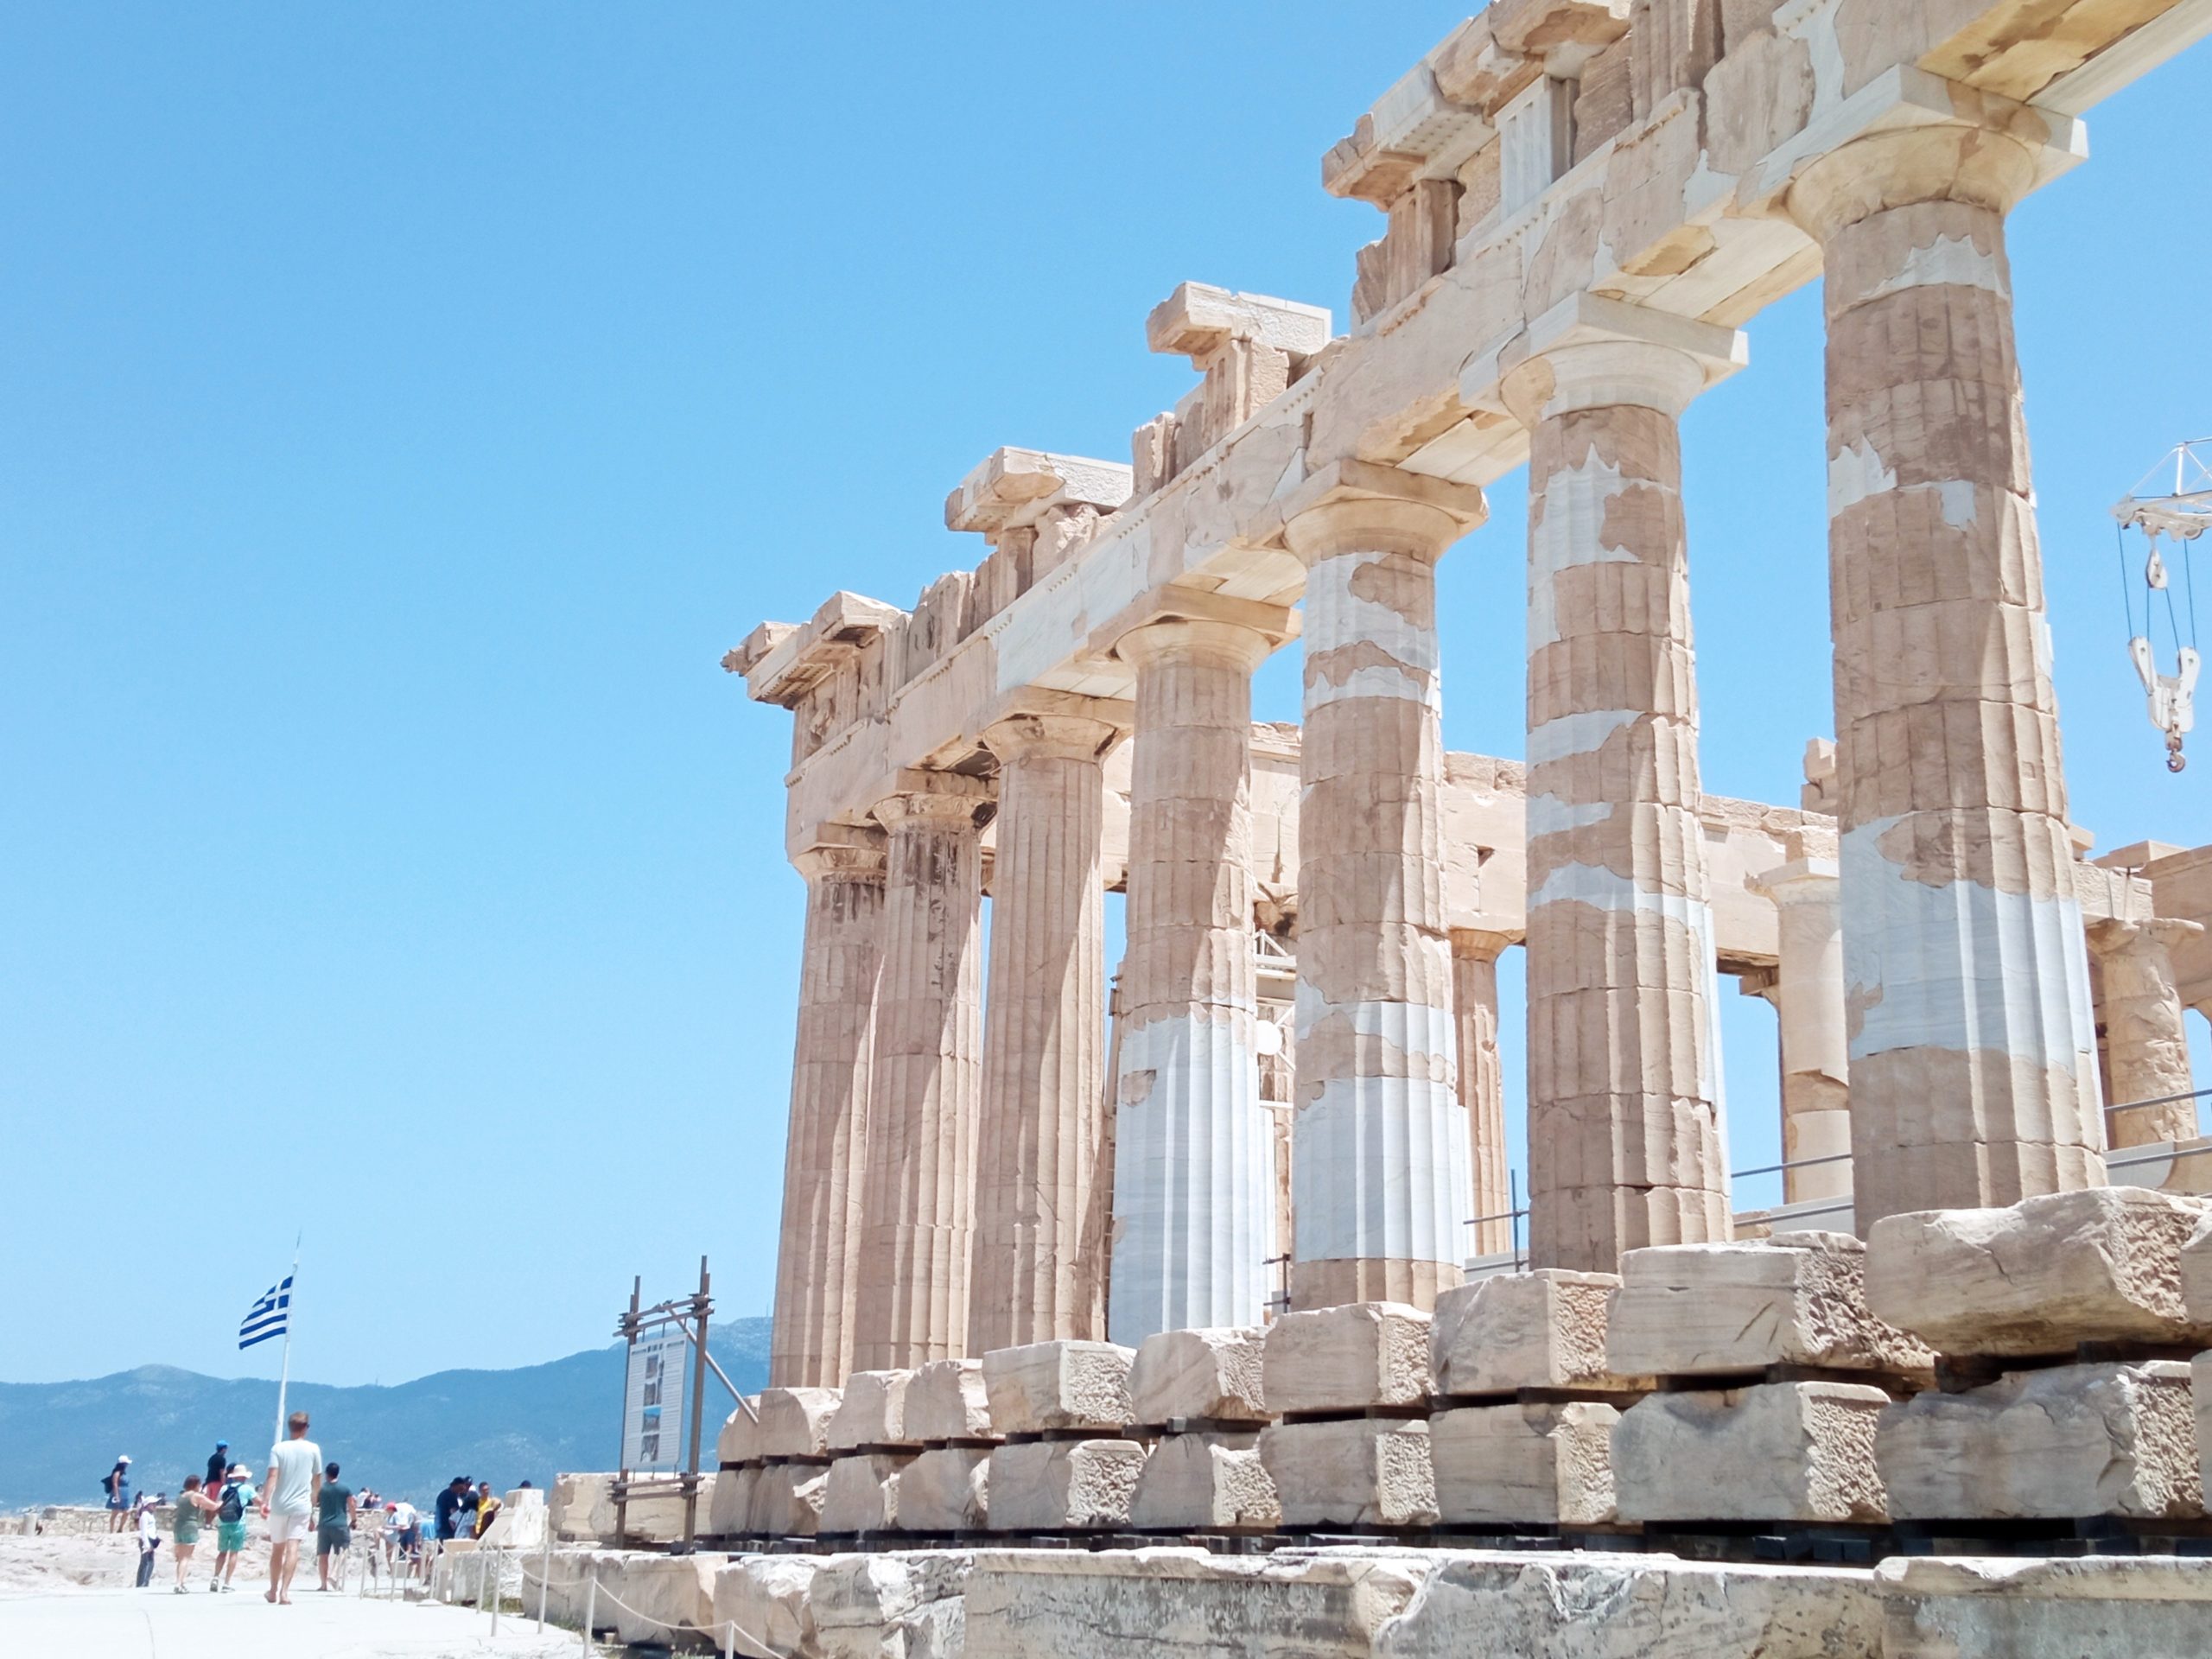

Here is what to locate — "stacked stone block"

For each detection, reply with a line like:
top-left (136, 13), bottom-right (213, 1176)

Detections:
top-left (1257, 1303), bottom-right (1440, 1528)
top-left (819, 1369), bottom-right (920, 1535)
top-left (1125, 1326), bottom-right (1280, 1532)
top-left (1867, 1188), bottom-right (2210, 1529)
top-left (981, 1340), bottom-right (1147, 1532)
top-left (1427, 1269), bottom-right (1649, 1529)
top-left (895, 1358), bottom-right (997, 1535)
top-left (1606, 1235), bottom-right (1929, 1525)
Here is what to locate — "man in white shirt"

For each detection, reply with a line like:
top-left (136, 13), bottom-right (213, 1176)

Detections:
top-left (259, 1411), bottom-right (322, 1605)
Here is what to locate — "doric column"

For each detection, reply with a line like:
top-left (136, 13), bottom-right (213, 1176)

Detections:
top-left (1788, 123), bottom-right (2105, 1226)
top-left (1280, 461), bottom-right (1485, 1311)
top-left (851, 769), bottom-right (988, 1372)
top-left (2087, 918), bottom-right (2203, 1147)
top-left (1501, 296), bottom-right (1742, 1272)
top-left (969, 708), bottom-right (1119, 1353)
top-left (769, 827), bottom-right (887, 1388)
top-left (1450, 929), bottom-right (1514, 1256)
top-left (1751, 856), bottom-right (1853, 1205)
top-left (1108, 615), bottom-right (1281, 1345)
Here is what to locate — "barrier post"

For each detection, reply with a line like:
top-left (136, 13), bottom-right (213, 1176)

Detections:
top-left (538, 1529), bottom-right (552, 1631)
top-left (582, 1571), bottom-right (597, 1653)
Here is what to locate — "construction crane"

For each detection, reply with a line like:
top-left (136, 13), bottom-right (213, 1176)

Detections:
top-left (2111, 440), bottom-right (2206, 772)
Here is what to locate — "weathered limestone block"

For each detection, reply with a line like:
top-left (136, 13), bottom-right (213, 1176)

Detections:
top-left (1877, 1555), bottom-right (2212, 1659)
top-left (604, 1552), bottom-right (725, 1645)
top-left (1608, 1235), bottom-right (1934, 1377)
top-left (986, 1438), bottom-right (1148, 1531)
top-left (1378, 1553), bottom-right (1885, 1659)
top-left (1430, 1400), bottom-right (1620, 1526)
top-left (758, 1385), bottom-right (843, 1459)
top-left (2198, 1351), bottom-right (2212, 1503)
top-left (748, 1462), bottom-right (828, 1538)
top-left (1263, 1302), bottom-right (1431, 1414)
top-left (820, 1452), bottom-right (917, 1534)
top-left (477, 1485), bottom-right (545, 1550)
top-left (1878, 1361), bottom-right (2202, 1520)
top-left (907, 1357), bottom-right (995, 1442)
top-left (898, 1446), bottom-right (991, 1533)
top-left (1129, 1431), bottom-right (1280, 1530)
top-left (550, 1471), bottom-right (616, 1542)
top-left (622, 1477), bottom-right (713, 1546)
top-left (830, 1369), bottom-right (917, 1451)
top-left (812, 1551), bottom-right (973, 1659)
top-left (1128, 1326), bottom-right (1270, 1425)
top-left (1430, 1268), bottom-right (1643, 1395)
top-left (715, 1401), bottom-right (760, 1465)
top-left (713, 1554), bottom-right (835, 1658)
top-left (1613, 1381), bottom-right (1891, 1523)
top-left (2179, 1209), bottom-right (2212, 1320)
top-left (982, 1339), bottom-right (1136, 1434)
top-left (962, 1547), bottom-right (1433, 1657)
top-left (1259, 1418), bottom-right (1439, 1526)
top-left (1867, 1188), bottom-right (2212, 1356)
top-left (706, 1465), bottom-right (756, 1535)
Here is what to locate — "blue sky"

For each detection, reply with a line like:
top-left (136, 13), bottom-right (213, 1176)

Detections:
top-left (3, 5), bottom-right (2206, 1388)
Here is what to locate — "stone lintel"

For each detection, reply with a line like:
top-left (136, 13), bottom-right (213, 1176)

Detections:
top-left (2096, 840), bottom-right (2191, 872)
top-left (1147, 283), bottom-right (1332, 365)
top-left (945, 448), bottom-right (1135, 537)
top-left (1323, 57), bottom-right (1494, 208)
top-left (971, 687), bottom-right (1133, 758)
top-left (1491, 292), bottom-right (1747, 423)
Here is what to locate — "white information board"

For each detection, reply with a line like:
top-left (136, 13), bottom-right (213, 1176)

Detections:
top-left (621, 1330), bottom-right (688, 1473)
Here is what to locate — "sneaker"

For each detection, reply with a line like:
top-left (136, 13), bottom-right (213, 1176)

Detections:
top-left (173, 1586), bottom-right (187, 1595)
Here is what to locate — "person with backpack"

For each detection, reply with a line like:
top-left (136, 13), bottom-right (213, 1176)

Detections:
top-left (170, 1476), bottom-right (219, 1593)
top-left (211, 1462), bottom-right (253, 1591)
top-left (102, 1456), bottom-right (132, 1532)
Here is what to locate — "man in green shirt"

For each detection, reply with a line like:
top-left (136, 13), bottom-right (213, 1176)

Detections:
top-left (315, 1461), bottom-right (356, 1592)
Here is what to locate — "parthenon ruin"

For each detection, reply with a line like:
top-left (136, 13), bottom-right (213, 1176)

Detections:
top-left (671, 0), bottom-right (2212, 1645)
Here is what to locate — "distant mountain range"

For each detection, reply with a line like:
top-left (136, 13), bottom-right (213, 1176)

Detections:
top-left (0, 1320), bottom-right (771, 1511)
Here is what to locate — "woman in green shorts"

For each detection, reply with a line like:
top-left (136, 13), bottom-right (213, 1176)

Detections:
top-left (171, 1475), bottom-right (219, 1592)
top-left (211, 1465), bottom-right (254, 1590)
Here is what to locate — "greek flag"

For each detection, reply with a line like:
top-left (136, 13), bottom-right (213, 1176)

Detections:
top-left (238, 1276), bottom-right (293, 1350)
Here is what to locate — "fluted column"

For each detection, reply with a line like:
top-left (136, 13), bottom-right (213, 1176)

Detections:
top-left (1109, 618), bottom-right (1278, 1345)
top-left (969, 709), bottom-right (1117, 1353)
top-left (1789, 124), bottom-right (2105, 1226)
top-left (1282, 466), bottom-right (1484, 1311)
top-left (1450, 929), bottom-right (1513, 1256)
top-left (1751, 856), bottom-right (1853, 1204)
top-left (851, 770), bottom-right (988, 1371)
top-left (1502, 310), bottom-right (1737, 1272)
top-left (769, 830), bottom-right (887, 1388)
top-left (2088, 918), bottom-right (2203, 1147)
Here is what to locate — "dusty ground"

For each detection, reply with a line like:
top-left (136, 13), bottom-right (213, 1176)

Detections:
top-left (0, 1535), bottom-right (579, 1656)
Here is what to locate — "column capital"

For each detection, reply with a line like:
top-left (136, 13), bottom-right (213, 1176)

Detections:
top-left (872, 767), bottom-right (991, 830)
top-left (1498, 293), bottom-right (1745, 425)
top-left (1272, 458), bottom-right (1487, 568)
top-left (982, 709), bottom-right (1122, 766)
top-left (1784, 117), bottom-right (2061, 245)
top-left (1094, 586), bottom-right (1298, 672)
top-left (1447, 926), bottom-right (1516, 962)
top-left (792, 823), bottom-right (888, 883)
top-left (2087, 915), bottom-right (2206, 957)
top-left (1750, 855), bottom-right (1842, 904)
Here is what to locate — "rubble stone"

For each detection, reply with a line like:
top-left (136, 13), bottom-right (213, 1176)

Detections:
top-left (747, 1461), bottom-right (829, 1537)
top-left (1259, 1418), bottom-right (1439, 1527)
top-left (898, 1446), bottom-right (991, 1533)
top-left (1263, 1302), bottom-right (1431, 1414)
top-left (820, 1452), bottom-right (917, 1534)
top-left (713, 1554), bottom-right (833, 1656)
top-left (1877, 1555), bottom-right (2212, 1659)
top-left (715, 1402), bottom-right (760, 1465)
top-left (1128, 1431), bottom-right (1280, 1530)
top-left (811, 1551), bottom-right (973, 1659)
top-left (1878, 1361), bottom-right (2202, 1520)
top-left (829, 1369), bottom-right (917, 1450)
top-left (907, 1357), bottom-right (995, 1442)
top-left (1128, 1325), bottom-right (1269, 1425)
top-left (1866, 1188), bottom-right (2212, 1356)
top-left (1607, 1234), bottom-right (1933, 1377)
top-left (986, 1438), bottom-right (1148, 1531)
top-left (706, 1465), bottom-right (755, 1536)
top-left (1613, 1381), bottom-right (1891, 1523)
top-left (1430, 1268), bottom-right (1643, 1395)
top-left (1430, 1400), bottom-right (1619, 1526)
top-left (982, 1339), bottom-right (1136, 1434)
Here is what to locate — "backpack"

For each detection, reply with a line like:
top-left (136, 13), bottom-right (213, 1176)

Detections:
top-left (218, 1482), bottom-right (245, 1524)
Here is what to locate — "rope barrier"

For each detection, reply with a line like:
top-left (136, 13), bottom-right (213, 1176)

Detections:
top-left (498, 1547), bottom-right (787, 1659)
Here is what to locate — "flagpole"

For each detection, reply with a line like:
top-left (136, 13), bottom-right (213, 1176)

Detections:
top-left (273, 1235), bottom-right (300, 1451)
